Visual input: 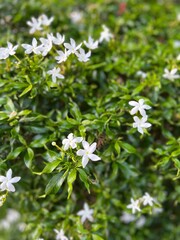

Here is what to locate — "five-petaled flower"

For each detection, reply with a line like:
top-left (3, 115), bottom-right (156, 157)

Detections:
top-left (22, 38), bottom-right (41, 55)
top-left (129, 99), bottom-right (151, 117)
top-left (64, 38), bottom-right (82, 55)
top-left (127, 198), bottom-right (141, 214)
top-left (84, 36), bottom-right (98, 50)
top-left (163, 68), bottom-right (179, 81)
top-left (55, 49), bottom-right (69, 63)
top-left (76, 141), bottom-right (101, 168)
top-left (62, 133), bottom-right (83, 150)
top-left (99, 25), bottom-right (113, 43)
top-left (27, 17), bottom-right (42, 34)
top-left (54, 229), bottom-right (68, 240)
top-left (142, 192), bottom-right (154, 206)
top-left (77, 203), bottom-right (94, 224)
top-left (0, 169), bottom-right (21, 192)
top-left (47, 67), bottom-right (64, 83)
top-left (75, 48), bottom-right (91, 62)
top-left (133, 115), bottom-right (151, 134)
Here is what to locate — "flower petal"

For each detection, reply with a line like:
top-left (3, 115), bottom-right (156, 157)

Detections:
top-left (6, 169), bottom-right (12, 180)
top-left (82, 155), bottom-right (89, 168)
top-left (88, 154), bottom-right (101, 161)
top-left (7, 182), bottom-right (15, 192)
top-left (76, 149), bottom-right (85, 156)
top-left (9, 176), bottom-right (21, 183)
top-left (89, 142), bottom-right (97, 153)
top-left (82, 141), bottom-right (89, 150)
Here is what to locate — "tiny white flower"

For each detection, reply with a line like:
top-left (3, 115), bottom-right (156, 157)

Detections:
top-left (129, 99), bottom-right (151, 117)
top-left (62, 133), bottom-right (83, 150)
top-left (64, 38), bottom-right (82, 55)
top-left (39, 35), bottom-right (53, 56)
top-left (132, 115), bottom-right (151, 135)
top-left (77, 203), bottom-right (94, 224)
top-left (99, 25), bottom-right (113, 43)
top-left (7, 42), bottom-right (18, 55)
top-left (54, 229), bottom-right (68, 240)
top-left (76, 141), bottom-right (101, 168)
top-left (38, 14), bottom-right (54, 26)
top-left (0, 47), bottom-right (10, 59)
top-left (0, 169), bottom-right (21, 192)
top-left (55, 49), bottom-right (69, 63)
top-left (47, 67), bottom-right (64, 83)
top-left (75, 48), bottom-right (91, 62)
top-left (163, 68), bottom-right (180, 81)
top-left (127, 198), bottom-right (141, 214)
top-left (136, 70), bottom-right (147, 79)
top-left (22, 38), bottom-right (41, 55)
top-left (120, 212), bottom-right (136, 223)
top-left (52, 33), bottom-right (65, 45)
top-left (142, 192), bottom-right (154, 206)
top-left (84, 36), bottom-right (98, 50)
top-left (70, 11), bottom-right (83, 23)
top-left (27, 17), bottom-right (42, 34)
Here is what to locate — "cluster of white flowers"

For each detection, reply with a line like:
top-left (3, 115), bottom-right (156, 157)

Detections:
top-left (163, 68), bottom-right (180, 81)
top-left (0, 168), bottom-right (21, 192)
top-left (129, 99), bottom-right (152, 134)
top-left (61, 133), bottom-right (101, 168)
top-left (27, 14), bottom-right (54, 34)
top-left (54, 229), bottom-right (69, 240)
top-left (127, 192), bottom-right (155, 214)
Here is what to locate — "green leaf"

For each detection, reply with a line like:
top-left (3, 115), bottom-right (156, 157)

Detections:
top-left (24, 148), bottom-right (34, 169)
top-left (171, 149), bottom-right (180, 157)
top-left (19, 84), bottom-right (32, 97)
top-left (6, 146), bottom-right (25, 160)
top-left (78, 168), bottom-right (90, 193)
top-left (42, 159), bottom-right (61, 174)
top-left (92, 234), bottom-right (104, 240)
top-left (120, 142), bottom-right (137, 154)
top-left (45, 170), bottom-right (68, 195)
top-left (67, 168), bottom-right (77, 199)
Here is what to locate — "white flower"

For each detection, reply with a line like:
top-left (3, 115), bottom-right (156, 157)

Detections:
top-left (120, 212), bottom-right (136, 223)
top-left (39, 35), bottom-right (53, 56)
top-left (52, 33), bottom-right (65, 45)
top-left (62, 133), bottom-right (83, 150)
top-left (70, 11), bottom-right (83, 23)
top-left (142, 192), bottom-right (154, 206)
top-left (38, 14), bottom-right (54, 26)
top-left (0, 169), bottom-right (21, 192)
top-left (27, 17), bottom-right (42, 34)
top-left (136, 70), bottom-right (147, 79)
top-left (99, 25), bottom-right (113, 43)
top-left (22, 38), bottom-right (41, 55)
top-left (127, 198), bottom-right (141, 214)
top-left (77, 203), bottom-right (94, 224)
top-left (76, 141), bottom-right (101, 168)
top-left (64, 38), bottom-right (82, 55)
top-left (75, 48), bottom-right (91, 62)
top-left (129, 99), bottom-right (151, 117)
top-left (84, 36), bottom-right (98, 50)
top-left (132, 115), bottom-right (151, 134)
top-left (0, 48), bottom-right (9, 59)
top-left (163, 68), bottom-right (180, 81)
top-left (55, 49), bottom-right (69, 63)
top-left (54, 229), bottom-right (68, 240)
top-left (7, 42), bottom-right (18, 55)
top-left (47, 67), bottom-right (64, 83)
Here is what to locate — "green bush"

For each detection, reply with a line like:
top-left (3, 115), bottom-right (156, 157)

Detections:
top-left (0, 0), bottom-right (179, 239)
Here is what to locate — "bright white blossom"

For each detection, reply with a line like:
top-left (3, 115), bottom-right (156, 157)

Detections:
top-left (54, 229), bottom-right (68, 240)
top-left (163, 68), bottom-right (180, 81)
top-left (127, 198), bottom-right (141, 214)
top-left (99, 25), bottom-right (113, 43)
top-left (52, 33), bottom-right (65, 45)
top-left (38, 14), bottom-right (54, 26)
top-left (75, 48), bottom-right (91, 62)
top-left (47, 67), bottom-right (64, 83)
top-left (7, 42), bottom-right (18, 55)
top-left (0, 169), bottom-right (21, 192)
top-left (0, 48), bottom-right (9, 59)
top-left (77, 141), bottom-right (101, 168)
top-left (62, 133), bottom-right (83, 150)
top-left (136, 70), bottom-right (147, 79)
top-left (27, 17), bottom-right (42, 34)
top-left (129, 99), bottom-right (151, 117)
top-left (55, 49), bottom-right (69, 63)
top-left (22, 38), bottom-right (41, 55)
top-left (39, 34), bottom-right (53, 56)
top-left (133, 115), bottom-right (151, 134)
top-left (77, 203), bottom-right (94, 224)
top-left (84, 36), bottom-right (98, 50)
top-left (64, 38), bottom-right (82, 55)
top-left (142, 192), bottom-right (154, 206)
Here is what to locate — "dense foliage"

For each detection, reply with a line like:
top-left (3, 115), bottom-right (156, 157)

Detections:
top-left (0, 0), bottom-right (179, 239)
